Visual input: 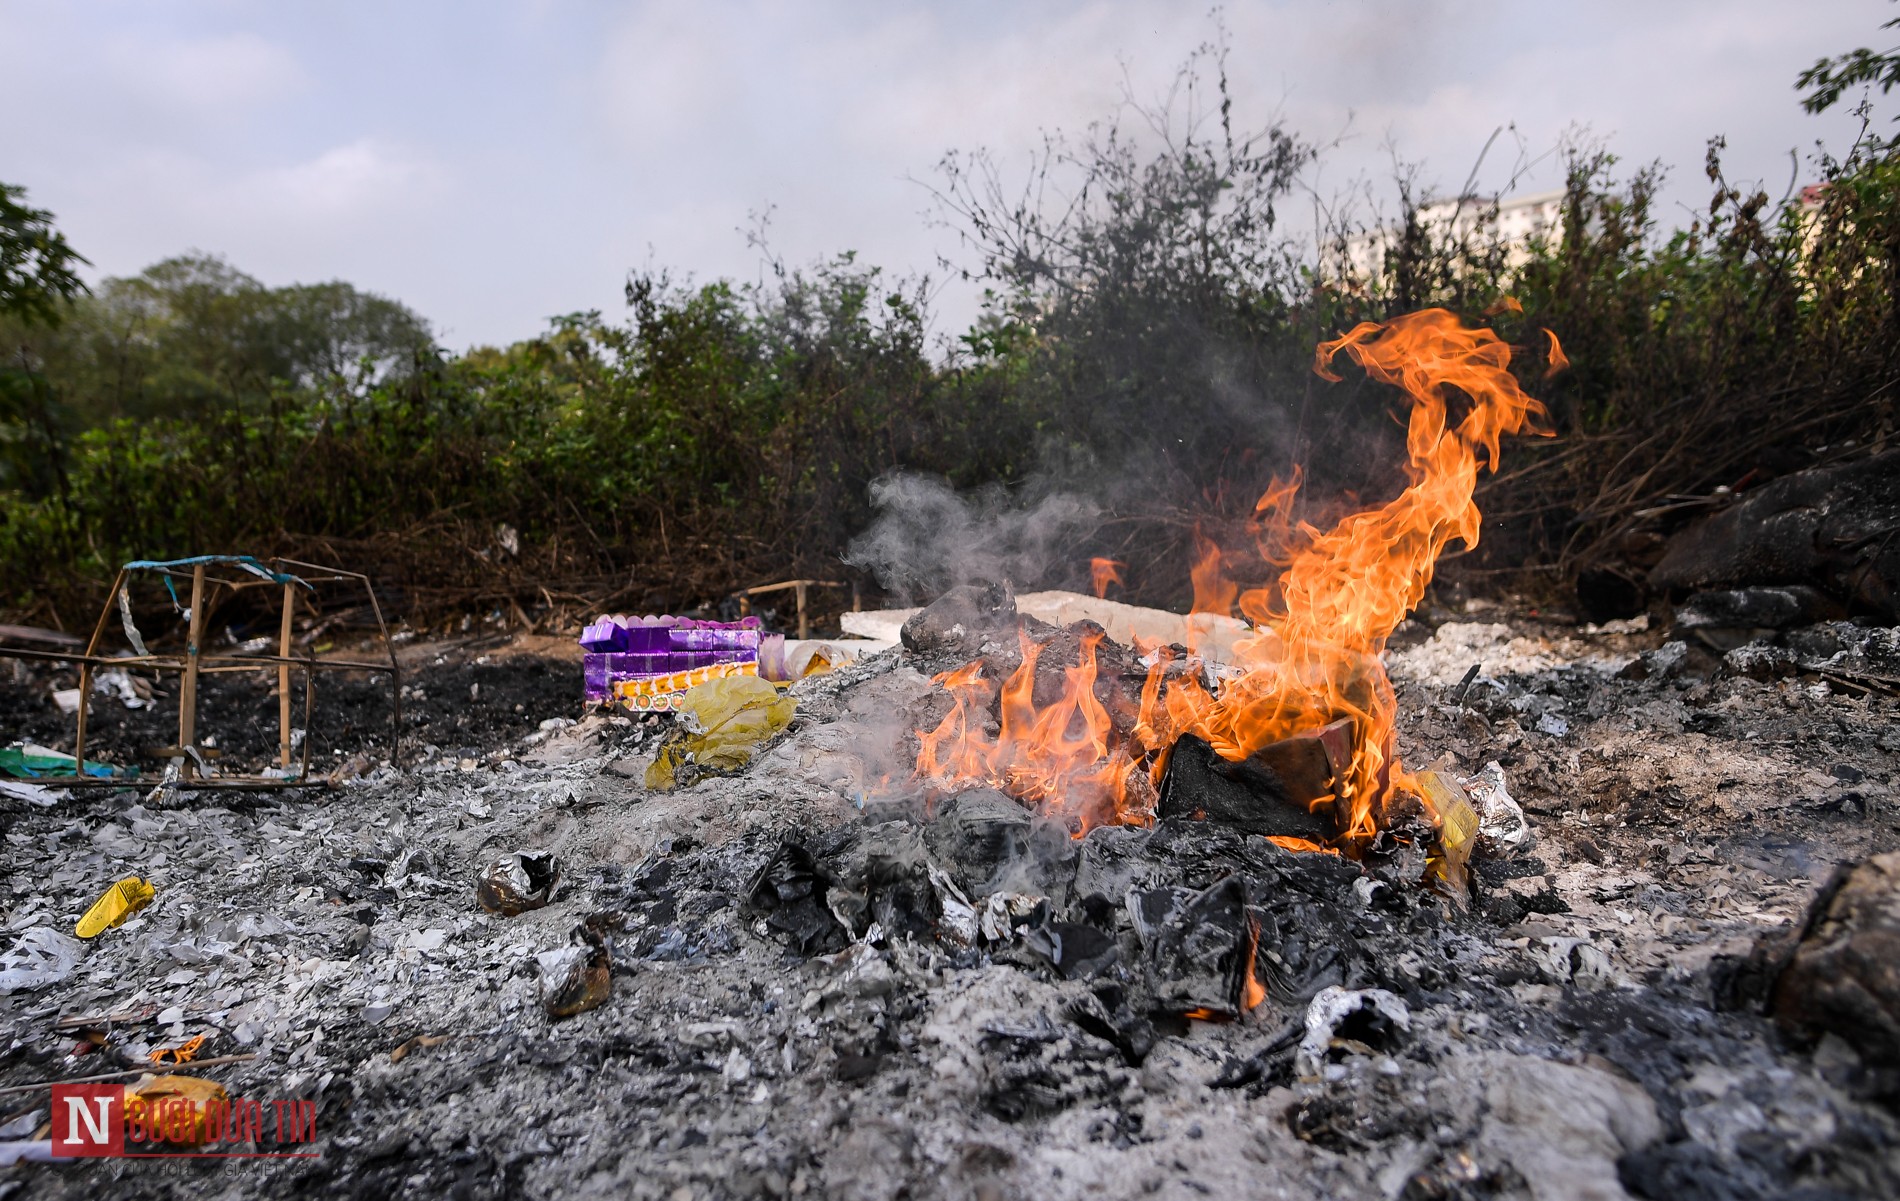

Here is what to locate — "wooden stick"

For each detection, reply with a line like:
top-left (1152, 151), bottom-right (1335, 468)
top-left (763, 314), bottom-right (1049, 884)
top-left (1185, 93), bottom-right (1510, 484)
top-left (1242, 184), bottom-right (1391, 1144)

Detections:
top-left (278, 582), bottom-right (295, 768)
top-left (73, 568), bottom-right (126, 771)
top-left (177, 564), bottom-right (206, 780)
top-left (0, 1054), bottom-right (258, 1096)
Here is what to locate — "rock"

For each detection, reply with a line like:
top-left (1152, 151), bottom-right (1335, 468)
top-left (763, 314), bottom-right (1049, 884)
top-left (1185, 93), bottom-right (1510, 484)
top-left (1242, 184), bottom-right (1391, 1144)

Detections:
top-left (899, 583), bottom-right (1016, 655)
top-left (1674, 585), bottom-right (1839, 632)
top-left (1649, 450), bottom-right (1900, 620)
top-left (1721, 642), bottom-right (1799, 682)
top-left (1476, 1052), bottom-right (1662, 1201)
top-left (1772, 851), bottom-right (1900, 1069)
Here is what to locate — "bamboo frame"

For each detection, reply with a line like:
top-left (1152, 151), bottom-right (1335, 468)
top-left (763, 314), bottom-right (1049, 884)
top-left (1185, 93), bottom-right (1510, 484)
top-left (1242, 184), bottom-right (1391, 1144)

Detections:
top-left (733, 578), bottom-right (861, 641)
top-left (1, 556), bottom-right (401, 791)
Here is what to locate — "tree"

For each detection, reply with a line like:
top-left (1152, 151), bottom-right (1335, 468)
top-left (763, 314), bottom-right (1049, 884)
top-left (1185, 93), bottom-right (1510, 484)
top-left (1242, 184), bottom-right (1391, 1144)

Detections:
top-left (0, 183), bottom-right (88, 328)
top-left (12, 253), bottom-right (436, 425)
top-left (0, 183), bottom-right (88, 496)
top-left (1799, 8), bottom-right (1900, 146)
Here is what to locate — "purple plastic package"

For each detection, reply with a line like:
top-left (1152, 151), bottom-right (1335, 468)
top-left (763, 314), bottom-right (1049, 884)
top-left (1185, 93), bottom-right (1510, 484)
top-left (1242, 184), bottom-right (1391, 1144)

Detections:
top-left (579, 614), bottom-right (765, 705)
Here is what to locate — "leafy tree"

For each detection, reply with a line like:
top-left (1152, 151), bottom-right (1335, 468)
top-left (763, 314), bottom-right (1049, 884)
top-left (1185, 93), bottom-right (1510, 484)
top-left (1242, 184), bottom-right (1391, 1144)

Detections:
top-left (7, 253), bottom-right (435, 426)
top-left (1799, 7), bottom-right (1900, 141)
top-left (0, 183), bottom-right (87, 327)
top-left (0, 182), bottom-right (88, 497)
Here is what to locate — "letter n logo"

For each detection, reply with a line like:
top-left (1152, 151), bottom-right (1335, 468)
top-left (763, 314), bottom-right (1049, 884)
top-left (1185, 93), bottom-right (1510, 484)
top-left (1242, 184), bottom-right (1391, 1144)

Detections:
top-left (50, 1084), bottom-right (124, 1157)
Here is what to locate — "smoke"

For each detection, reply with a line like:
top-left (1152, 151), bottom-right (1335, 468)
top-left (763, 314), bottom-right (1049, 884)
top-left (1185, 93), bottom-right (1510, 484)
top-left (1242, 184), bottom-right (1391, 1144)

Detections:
top-left (844, 473), bottom-right (1101, 603)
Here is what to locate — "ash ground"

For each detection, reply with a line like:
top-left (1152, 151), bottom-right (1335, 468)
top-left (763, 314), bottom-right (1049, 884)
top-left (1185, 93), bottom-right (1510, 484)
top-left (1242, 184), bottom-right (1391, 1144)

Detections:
top-left (2, 610), bottom-right (1898, 1201)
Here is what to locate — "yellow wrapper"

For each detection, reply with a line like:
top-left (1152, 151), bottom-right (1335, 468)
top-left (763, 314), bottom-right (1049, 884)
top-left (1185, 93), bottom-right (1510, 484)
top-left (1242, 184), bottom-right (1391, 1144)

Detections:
top-left (124, 1074), bottom-right (229, 1147)
top-left (1415, 771), bottom-right (1479, 897)
top-left (76, 876), bottom-right (155, 938)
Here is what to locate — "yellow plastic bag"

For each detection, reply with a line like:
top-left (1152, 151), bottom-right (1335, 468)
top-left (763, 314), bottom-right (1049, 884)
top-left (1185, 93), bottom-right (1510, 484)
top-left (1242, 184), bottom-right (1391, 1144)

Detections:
top-left (76, 876), bottom-right (155, 938)
top-left (646, 675), bottom-right (796, 790)
top-left (1414, 770), bottom-right (1478, 900)
top-left (124, 1074), bottom-right (229, 1147)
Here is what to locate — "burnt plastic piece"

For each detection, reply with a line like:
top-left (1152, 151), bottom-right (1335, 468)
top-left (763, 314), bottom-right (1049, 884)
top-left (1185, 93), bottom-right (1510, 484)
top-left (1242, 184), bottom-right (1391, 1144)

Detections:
top-left (1022, 920), bottom-right (1118, 981)
top-left (1156, 733), bottom-right (1336, 841)
top-left (924, 788), bottom-right (1035, 894)
top-left (1128, 875), bottom-right (1258, 1018)
top-left (476, 850), bottom-right (560, 916)
top-left (745, 840), bottom-right (848, 955)
top-left (539, 922), bottom-right (612, 1018)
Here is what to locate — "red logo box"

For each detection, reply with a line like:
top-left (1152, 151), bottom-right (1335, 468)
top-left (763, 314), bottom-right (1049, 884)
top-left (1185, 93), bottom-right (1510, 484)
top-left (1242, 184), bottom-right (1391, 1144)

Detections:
top-left (50, 1084), bottom-right (124, 1157)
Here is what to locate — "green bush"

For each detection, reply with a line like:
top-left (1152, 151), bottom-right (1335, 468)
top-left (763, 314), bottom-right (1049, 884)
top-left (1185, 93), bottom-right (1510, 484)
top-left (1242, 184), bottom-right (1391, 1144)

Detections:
top-left (2, 35), bottom-right (1896, 627)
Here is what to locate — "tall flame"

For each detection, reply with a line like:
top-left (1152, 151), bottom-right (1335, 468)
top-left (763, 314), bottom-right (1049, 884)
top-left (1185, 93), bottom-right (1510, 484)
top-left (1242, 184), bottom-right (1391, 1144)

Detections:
top-left (1090, 557), bottom-right (1126, 598)
top-left (914, 309), bottom-right (1550, 848)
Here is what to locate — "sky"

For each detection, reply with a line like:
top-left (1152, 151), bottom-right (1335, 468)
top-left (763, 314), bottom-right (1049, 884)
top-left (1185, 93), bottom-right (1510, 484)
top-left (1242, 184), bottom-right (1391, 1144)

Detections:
top-left (2, 1), bottom-right (1892, 350)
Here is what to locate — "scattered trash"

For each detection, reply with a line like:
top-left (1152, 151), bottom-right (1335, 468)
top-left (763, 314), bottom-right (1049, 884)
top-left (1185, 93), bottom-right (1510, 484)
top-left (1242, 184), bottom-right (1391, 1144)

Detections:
top-left (93, 666), bottom-right (153, 709)
top-left (1128, 876), bottom-right (1260, 1018)
top-left (0, 779), bottom-right (61, 806)
top-left (814, 932), bottom-right (897, 1001)
top-left (538, 926), bottom-right (612, 1018)
top-left (147, 1033), bottom-right (207, 1066)
top-left (1414, 769), bottom-right (1478, 896)
top-left (747, 841), bottom-right (848, 955)
top-left (1464, 761), bottom-right (1532, 858)
top-left (757, 637), bottom-right (863, 683)
top-left (390, 1033), bottom-right (449, 1062)
top-left (978, 892), bottom-right (1048, 943)
top-left (123, 1073), bottom-right (229, 1146)
top-left (1156, 731), bottom-right (1341, 841)
top-left (1295, 986), bottom-right (1411, 1077)
top-left (0, 927), bottom-right (86, 993)
top-left (928, 864), bottom-right (980, 949)
top-left (76, 876), bottom-right (157, 938)
top-left (582, 615), bottom-right (764, 710)
top-left (645, 675), bottom-right (796, 790)
top-left (476, 850), bottom-right (561, 916)
top-left (0, 1140), bottom-right (58, 1166)
top-left (0, 743), bottom-right (120, 780)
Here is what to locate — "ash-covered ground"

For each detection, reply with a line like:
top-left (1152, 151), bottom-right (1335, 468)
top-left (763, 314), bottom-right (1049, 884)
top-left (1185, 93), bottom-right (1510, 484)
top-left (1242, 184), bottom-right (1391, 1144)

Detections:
top-left (2, 608), bottom-right (1898, 1201)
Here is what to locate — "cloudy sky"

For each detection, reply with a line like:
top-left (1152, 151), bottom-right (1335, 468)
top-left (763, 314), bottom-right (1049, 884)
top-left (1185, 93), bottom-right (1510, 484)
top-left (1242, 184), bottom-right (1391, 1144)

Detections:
top-left (3, 1), bottom-right (1891, 349)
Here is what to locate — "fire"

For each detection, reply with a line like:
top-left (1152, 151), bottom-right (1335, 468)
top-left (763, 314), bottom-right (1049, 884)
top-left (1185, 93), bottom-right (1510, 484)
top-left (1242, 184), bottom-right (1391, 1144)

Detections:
top-left (1090, 557), bottom-right (1125, 598)
top-left (914, 308), bottom-right (1551, 850)
top-left (915, 628), bottom-right (1145, 833)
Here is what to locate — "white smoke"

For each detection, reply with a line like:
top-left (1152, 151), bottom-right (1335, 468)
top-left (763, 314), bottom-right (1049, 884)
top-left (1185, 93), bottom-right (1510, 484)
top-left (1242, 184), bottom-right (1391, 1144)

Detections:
top-left (844, 473), bottom-right (1100, 603)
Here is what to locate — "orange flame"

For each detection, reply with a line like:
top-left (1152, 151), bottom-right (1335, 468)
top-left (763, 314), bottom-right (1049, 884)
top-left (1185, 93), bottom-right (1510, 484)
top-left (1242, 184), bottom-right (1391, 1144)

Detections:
top-left (915, 628), bottom-right (1144, 833)
top-left (915, 309), bottom-right (1551, 851)
top-left (1090, 557), bottom-right (1125, 598)
top-left (1188, 528), bottom-right (1237, 617)
top-left (1543, 328), bottom-right (1569, 378)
